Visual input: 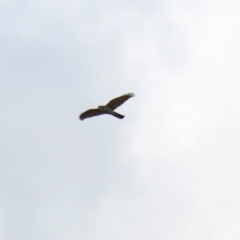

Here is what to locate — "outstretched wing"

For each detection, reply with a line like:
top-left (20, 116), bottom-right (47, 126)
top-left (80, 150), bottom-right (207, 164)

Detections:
top-left (105, 93), bottom-right (134, 110)
top-left (79, 109), bottom-right (104, 120)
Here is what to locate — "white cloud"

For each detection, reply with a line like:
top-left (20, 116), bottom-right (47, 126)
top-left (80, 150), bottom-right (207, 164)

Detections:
top-left (126, 1), bottom-right (240, 239)
top-left (1, 0), bottom-right (240, 239)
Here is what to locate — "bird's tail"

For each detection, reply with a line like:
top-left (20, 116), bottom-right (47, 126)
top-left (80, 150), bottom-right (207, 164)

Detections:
top-left (111, 111), bottom-right (124, 119)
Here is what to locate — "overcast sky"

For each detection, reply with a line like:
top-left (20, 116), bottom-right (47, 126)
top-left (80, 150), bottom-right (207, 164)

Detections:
top-left (1, 0), bottom-right (240, 239)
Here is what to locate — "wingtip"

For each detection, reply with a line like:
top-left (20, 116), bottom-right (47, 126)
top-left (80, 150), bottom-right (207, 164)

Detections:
top-left (126, 92), bottom-right (135, 97)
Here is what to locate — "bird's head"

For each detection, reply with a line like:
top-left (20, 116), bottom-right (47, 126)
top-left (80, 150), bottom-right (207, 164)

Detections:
top-left (98, 105), bottom-right (105, 111)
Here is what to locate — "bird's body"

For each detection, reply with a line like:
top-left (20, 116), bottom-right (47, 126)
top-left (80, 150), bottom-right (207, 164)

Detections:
top-left (97, 105), bottom-right (113, 114)
top-left (97, 105), bottom-right (124, 119)
top-left (79, 93), bottom-right (134, 121)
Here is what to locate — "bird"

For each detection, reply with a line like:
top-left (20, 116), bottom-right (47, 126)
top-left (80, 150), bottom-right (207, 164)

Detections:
top-left (79, 93), bottom-right (135, 121)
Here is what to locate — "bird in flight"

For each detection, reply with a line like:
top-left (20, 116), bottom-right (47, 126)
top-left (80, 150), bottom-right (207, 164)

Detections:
top-left (79, 93), bottom-right (135, 121)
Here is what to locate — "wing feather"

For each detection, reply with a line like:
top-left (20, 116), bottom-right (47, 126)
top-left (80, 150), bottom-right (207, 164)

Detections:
top-left (105, 93), bottom-right (134, 110)
top-left (79, 109), bottom-right (104, 120)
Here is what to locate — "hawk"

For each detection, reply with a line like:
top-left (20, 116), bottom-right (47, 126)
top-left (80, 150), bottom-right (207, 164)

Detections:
top-left (79, 93), bottom-right (135, 121)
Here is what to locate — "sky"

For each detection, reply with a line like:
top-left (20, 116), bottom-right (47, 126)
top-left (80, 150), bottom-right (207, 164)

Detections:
top-left (1, 0), bottom-right (240, 239)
